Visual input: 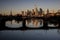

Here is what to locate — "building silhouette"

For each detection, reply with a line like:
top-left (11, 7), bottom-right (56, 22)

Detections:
top-left (34, 4), bottom-right (38, 16)
top-left (10, 10), bottom-right (12, 16)
top-left (26, 9), bottom-right (31, 16)
top-left (39, 8), bottom-right (43, 14)
top-left (31, 9), bottom-right (35, 15)
top-left (21, 11), bottom-right (24, 16)
top-left (47, 9), bottom-right (49, 14)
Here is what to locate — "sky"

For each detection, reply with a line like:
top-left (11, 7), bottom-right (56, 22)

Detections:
top-left (0, 0), bottom-right (60, 14)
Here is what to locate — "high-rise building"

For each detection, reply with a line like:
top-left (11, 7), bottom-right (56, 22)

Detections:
top-left (27, 9), bottom-right (30, 15)
top-left (10, 10), bottom-right (12, 16)
top-left (26, 9), bottom-right (31, 16)
top-left (21, 11), bottom-right (24, 16)
top-left (34, 4), bottom-right (38, 16)
top-left (47, 9), bottom-right (49, 14)
top-left (32, 9), bottom-right (35, 15)
top-left (39, 8), bottom-right (43, 14)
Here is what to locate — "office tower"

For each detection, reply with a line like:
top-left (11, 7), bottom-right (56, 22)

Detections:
top-left (32, 9), bottom-right (35, 15)
top-left (24, 11), bottom-right (27, 16)
top-left (40, 8), bottom-right (43, 14)
top-left (34, 4), bottom-right (38, 16)
top-left (21, 11), bottom-right (24, 16)
top-left (26, 9), bottom-right (31, 16)
top-left (10, 10), bottom-right (12, 16)
top-left (47, 9), bottom-right (49, 14)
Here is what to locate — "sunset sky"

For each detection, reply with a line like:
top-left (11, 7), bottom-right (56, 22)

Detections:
top-left (0, 0), bottom-right (60, 14)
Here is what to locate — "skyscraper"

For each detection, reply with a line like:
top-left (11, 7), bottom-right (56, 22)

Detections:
top-left (21, 11), bottom-right (24, 16)
top-left (47, 9), bottom-right (49, 14)
top-left (10, 10), bottom-right (12, 16)
top-left (32, 9), bottom-right (35, 15)
top-left (39, 8), bottom-right (43, 14)
top-left (34, 4), bottom-right (38, 16)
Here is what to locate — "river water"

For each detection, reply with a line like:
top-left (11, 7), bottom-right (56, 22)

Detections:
top-left (0, 19), bottom-right (60, 40)
top-left (0, 29), bottom-right (60, 40)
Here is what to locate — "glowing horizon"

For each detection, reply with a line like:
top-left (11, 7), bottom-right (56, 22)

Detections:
top-left (0, 0), bottom-right (60, 15)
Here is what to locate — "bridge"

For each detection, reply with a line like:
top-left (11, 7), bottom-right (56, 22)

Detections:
top-left (0, 16), bottom-right (60, 30)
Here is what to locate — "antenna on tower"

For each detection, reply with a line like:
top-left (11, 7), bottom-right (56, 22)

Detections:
top-left (34, 0), bottom-right (37, 8)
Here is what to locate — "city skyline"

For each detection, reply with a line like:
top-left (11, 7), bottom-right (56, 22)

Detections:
top-left (0, 0), bottom-right (60, 15)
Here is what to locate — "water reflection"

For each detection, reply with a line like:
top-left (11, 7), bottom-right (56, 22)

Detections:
top-left (26, 19), bottom-right (43, 28)
top-left (5, 19), bottom-right (59, 28)
top-left (5, 20), bottom-right (22, 28)
top-left (48, 23), bottom-right (59, 27)
top-left (48, 21), bottom-right (59, 27)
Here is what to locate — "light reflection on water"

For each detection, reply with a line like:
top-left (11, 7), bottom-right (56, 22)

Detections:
top-left (5, 20), bottom-right (22, 28)
top-left (5, 19), bottom-right (58, 28)
top-left (48, 23), bottom-right (59, 27)
top-left (26, 19), bottom-right (43, 28)
top-left (0, 29), bottom-right (60, 40)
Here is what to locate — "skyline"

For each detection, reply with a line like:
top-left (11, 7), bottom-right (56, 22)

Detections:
top-left (0, 0), bottom-right (60, 14)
